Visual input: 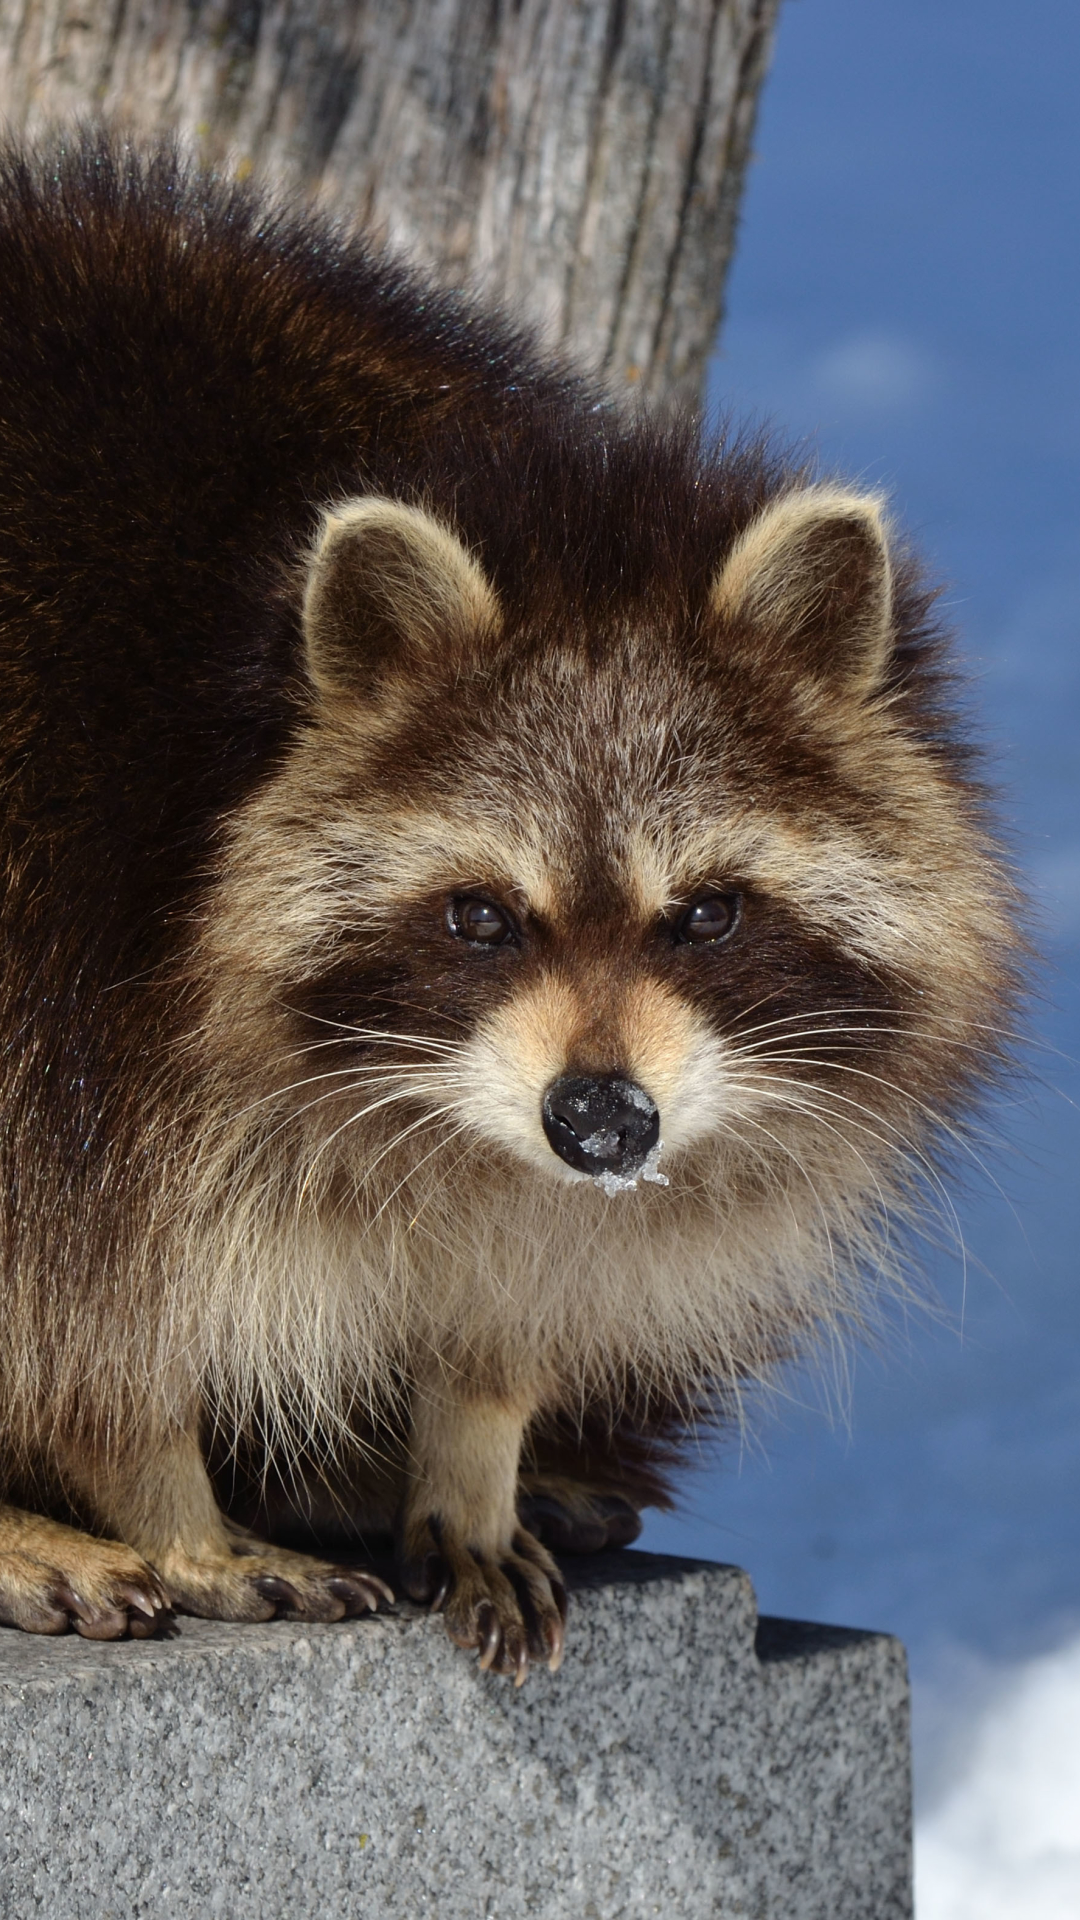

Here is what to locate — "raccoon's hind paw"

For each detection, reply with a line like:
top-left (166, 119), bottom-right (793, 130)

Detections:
top-left (401, 1519), bottom-right (568, 1684)
top-left (518, 1474), bottom-right (643, 1554)
top-left (0, 1522), bottom-right (171, 1640)
top-left (154, 1533), bottom-right (393, 1625)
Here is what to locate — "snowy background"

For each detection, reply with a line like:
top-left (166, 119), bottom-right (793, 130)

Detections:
top-left (637, 3), bottom-right (1080, 1912)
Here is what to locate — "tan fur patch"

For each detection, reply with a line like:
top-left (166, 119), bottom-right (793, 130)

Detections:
top-left (407, 1381), bottom-right (531, 1555)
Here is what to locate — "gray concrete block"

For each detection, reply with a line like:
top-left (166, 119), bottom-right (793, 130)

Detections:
top-left (0, 1551), bottom-right (911, 1919)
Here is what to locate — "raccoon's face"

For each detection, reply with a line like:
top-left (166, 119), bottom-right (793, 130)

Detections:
top-left (204, 488), bottom-right (1013, 1215)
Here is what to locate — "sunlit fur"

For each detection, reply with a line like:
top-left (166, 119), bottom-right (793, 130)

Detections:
top-left (0, 141), bottom-right (1023, 1651)
top-left (189, 583), bottom-right (1018, 1468)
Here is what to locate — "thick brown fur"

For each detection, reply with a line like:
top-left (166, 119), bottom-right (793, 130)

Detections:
top-left (0, 138), bottom-right (1023, 1676)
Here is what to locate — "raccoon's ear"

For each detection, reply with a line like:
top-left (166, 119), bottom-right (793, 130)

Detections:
top-left (302, 498), bottom-right (502, 704)
top-left (709, 486), bottom-right (893, 698)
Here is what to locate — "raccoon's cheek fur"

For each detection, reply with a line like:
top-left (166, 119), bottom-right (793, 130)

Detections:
top-left (450, 973), bottom-right (736, 1185)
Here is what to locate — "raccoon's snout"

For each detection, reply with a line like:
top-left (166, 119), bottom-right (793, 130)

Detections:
top-left (542, 1075), bottom-right (660, 1179)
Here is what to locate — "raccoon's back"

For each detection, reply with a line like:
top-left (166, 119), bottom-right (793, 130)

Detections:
top-left (0, 144), bottom-right (549, 825)
top-left (0, 143), bottom-right (575, 1018)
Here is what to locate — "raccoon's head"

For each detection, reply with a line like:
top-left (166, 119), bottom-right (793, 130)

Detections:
top-left (202, 481), bottom-right (1018, 1255)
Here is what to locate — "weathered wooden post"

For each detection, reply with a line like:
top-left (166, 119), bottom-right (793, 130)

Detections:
top-left (0, 0), bottom-right (779, 406)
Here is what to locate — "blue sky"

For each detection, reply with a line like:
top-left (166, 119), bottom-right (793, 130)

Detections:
top-left (639, 0), bottom-right (1080, 1807)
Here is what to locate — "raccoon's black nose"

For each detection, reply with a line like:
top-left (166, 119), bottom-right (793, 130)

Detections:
top-left (541, 1074), bottom-right (660, 1178)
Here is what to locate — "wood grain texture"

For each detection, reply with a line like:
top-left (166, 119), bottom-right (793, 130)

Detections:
top-left (0, 0), bottom-right (780, 405)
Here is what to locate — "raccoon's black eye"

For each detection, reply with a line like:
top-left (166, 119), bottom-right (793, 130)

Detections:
top-left (448, 896), bottom-right (516, 947)
top-left (674, 893), bottom-right (741, 945)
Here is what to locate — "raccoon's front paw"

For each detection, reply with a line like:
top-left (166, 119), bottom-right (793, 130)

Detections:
top-left (400, 1518), bottom-right (568, 1684)
top-left (154, 1529), bottom-right (393, 1625)
top-left (518, 1474), bottom-right (643, 1554)
top-left (0, 1527), bottom-right (171, 1639)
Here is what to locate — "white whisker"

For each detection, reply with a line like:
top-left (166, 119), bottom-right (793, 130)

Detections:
top-left (732, 1112), bottom-right (842, 1299)
top-left (275, 1003), bottom-right (467, 1053)
top-left (226, 1060), bottom-right (456, 1124)
top-left (295, 1100), bottom-right (465, 1215)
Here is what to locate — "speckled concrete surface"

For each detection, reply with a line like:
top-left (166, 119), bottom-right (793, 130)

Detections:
top-left (0, 1552), bottom-right (911, 1918)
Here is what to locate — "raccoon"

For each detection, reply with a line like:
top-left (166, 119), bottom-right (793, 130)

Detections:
top-left (0, 140), bottom-right (1019, 1679)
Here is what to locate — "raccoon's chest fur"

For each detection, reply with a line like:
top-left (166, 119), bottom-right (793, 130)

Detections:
top-left (0, 141), bottom-right (1019, 1482)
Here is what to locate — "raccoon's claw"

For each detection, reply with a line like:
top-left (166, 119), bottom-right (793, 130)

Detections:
top-left (252, 1572), bottom-right (305, 1614)
top-left (328, 1571), bottom-right (394, 1616)
top-left (155, 1537), bottom-right (392, 1625)
top-left (403, 1519), bottom-right (567, 1683)
top-left (0, 1530), bottom-right (173, 1640)
top-left (475, 1601), bottom-right (502, 1671)
top-left (61, 1579), bottom-right (175, 1641)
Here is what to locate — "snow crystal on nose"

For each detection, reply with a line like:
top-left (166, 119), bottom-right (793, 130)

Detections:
top-left (592, 1141), bottom-right (669, 1197)
top-left (622, 1082), bottom-right (655, 1112)
top-left (581, 1128), bottom-right (622, 1159)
